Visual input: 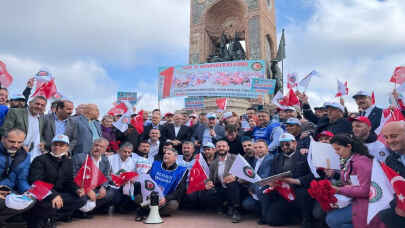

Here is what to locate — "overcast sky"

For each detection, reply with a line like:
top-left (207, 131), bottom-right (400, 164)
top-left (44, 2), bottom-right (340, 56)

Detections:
top-left (1, 0), bottom-right (404, 114)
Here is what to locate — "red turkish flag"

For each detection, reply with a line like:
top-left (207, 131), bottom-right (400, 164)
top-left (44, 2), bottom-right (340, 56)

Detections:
top-left (280, 89), bottom-right (300, 106)
top-left (0, 61), bottom-right (13, 88)
top-left (130, 110), bottom-right (144, 134)
top-left (216, 98), bottom-right (227, 110)
top-left (390, 66), bottom-right (405, 84)
top-left (74, 155), bottom-right (108, 192)
top-left (107, 102), bottom-right (128, 116)
top-left (380, 162), bottom-right (405, 211)
top-left (187, 154), bottom-right (209, 194)
top-left (28, 181), bottom-right (54, 201)
top-left (371, 91), bottom-right (375, 105)
top-left (31, 79), bottom-right (58, 99)
top-left (287, 73), bottom-right (298, 89)
top-left (336, 80), bottom-right (348, 97)
top-left (263, 181), bottom-right (295, 202)
top-left (111, 171), bottom-right (138, 187)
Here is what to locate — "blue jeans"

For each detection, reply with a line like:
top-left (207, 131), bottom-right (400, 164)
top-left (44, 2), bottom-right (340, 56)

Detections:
top-left (326, 205), bottom-right (353, 228)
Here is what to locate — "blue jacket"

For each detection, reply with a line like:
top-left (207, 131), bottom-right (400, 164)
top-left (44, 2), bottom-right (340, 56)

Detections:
top-left (252, 122), bottom-right (283, 153)
top-left (0, 144), bottom-right (31, 193)
top-left (250, 153), bottom-right (273, 195)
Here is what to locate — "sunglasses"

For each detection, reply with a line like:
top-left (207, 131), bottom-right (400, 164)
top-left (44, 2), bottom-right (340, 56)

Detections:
top-left (280, 142), bottom-right (291, 148)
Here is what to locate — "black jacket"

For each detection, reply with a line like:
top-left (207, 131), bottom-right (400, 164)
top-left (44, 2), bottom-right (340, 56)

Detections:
top-left (270, 151), bottom-right (314, 189)
top-left (224, 136), bottom-right (245, 156)
top-left (315, 117), bottom-right (352, 136)
top-left (160, 124), bottom-right (191, 153)
top-left (361, 106), bottom-right (382, 132)
top-left (385, 151), bottom-right (405, 178)
top-left (29, 153), bottom-right (78, 199)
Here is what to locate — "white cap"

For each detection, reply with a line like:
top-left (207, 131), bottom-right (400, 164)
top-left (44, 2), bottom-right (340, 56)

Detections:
top-left (324, 102), bottom-right (345, 112)
top-left (52, 134), bottom-right (70, 144)
top-left (223, 112), bottom-right (233, 119)
top-left (10, 94), bottom-right (25, 100)
top-left (279, 133), bottom-right (296, 142)
top-left (203, 142), bottom-right (215, 149)
top-left (352, 90), bottom-right (371, 99)
top-left (5, 193), bottom-right (35, 210)
top-left (189, 113), bottom-right (198, 118)
top-left (285, 118), bottom-right (302, 126)
top-left (284, 106), bottom-right (296, 112)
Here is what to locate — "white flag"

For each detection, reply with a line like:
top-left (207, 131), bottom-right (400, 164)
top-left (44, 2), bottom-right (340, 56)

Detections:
top-left (112, 102), bottom-right (133, 133)
top-left (367, 159), bottom-right (394, 224)
top-left (229, 154), bottom-right (261, 183)
top-left (336, 80), bottom-right (348, 97)
top-left (138, 173), bottom-right (164, 204)
top-left (298, 70), bottom-right (319, 91)
top-left (307, 137), bottom-right (340, 171)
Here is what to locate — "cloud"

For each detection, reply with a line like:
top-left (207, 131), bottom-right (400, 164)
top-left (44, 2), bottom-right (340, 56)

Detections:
top-left (284, 0), bottom-right (405, 111)
top-left (0, 0), bottom-right (189, 67)
top-left (1, 54), bottom-right (119, 114)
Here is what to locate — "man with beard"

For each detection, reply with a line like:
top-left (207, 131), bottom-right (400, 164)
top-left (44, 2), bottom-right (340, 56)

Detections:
top-left (72, 138), bottom-right (113, 218)
top-left (132, 141), bottom-right (153, 174)
top-left (285, 118), bottom-right (310, 155)
top-left (242, 140), bottom-right (273, 221)
top-left (351, 116), bottom-right (389, 162)
top-left (251, 110), bottom-right (283, 153)
top-left (149, 149), bottom-right (188, 216)
top-left (176, 141), bottom-right (195, 169)
top-left (378, 121), bottom-right (405, 227)
top-left (224, 125), bottom-right (244, 156)
top-left (42, 100), bottom-right (74, 151)
top-left (160, 113), bottom-right (191, 154)
top-left (261, 133), bottom-right (314, 228)
top-left (9, 94), bottom-right (26, 109)
top-left (205, 140), bottom-right (241, 223)
top-left (352, 90), bottom-right (382, 132)
top-left (194, 113), bottom-right (225, 152)
top-left (241, 138), bottom-right (256, 167)
top-left (0, 129), bottom-right (31, 225)
top-left (108, 142), bottom-right (136, 214)
top-left (1, 96), bottom-right (47, 161)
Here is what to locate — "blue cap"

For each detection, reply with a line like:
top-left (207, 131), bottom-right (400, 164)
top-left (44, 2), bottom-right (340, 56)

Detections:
top-left (207, 113), bottom-right (216, 119)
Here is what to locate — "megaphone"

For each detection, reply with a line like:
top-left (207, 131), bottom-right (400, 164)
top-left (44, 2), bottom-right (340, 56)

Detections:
top-left (144, 191), bottom-right (163, 224)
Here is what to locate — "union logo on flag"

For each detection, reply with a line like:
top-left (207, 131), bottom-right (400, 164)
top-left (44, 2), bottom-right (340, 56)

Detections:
top-left (243, 166), bottom-right (256, 179)
top-left (251, 62), bottom-right (263, 71)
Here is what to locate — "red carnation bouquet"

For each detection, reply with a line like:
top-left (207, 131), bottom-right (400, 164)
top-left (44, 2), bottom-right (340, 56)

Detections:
top-left (307, 180), bottom-right (337, 212)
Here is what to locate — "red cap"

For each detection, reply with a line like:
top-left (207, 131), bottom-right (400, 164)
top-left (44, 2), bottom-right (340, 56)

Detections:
top-left (318, 131), bottom-right (334, 138)
top-left (164, 112), bottom-right (174, 117)
top-left (350, 116), bottom-right (372, 127)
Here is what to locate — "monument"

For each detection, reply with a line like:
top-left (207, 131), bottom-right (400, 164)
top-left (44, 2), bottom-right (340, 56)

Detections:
top-left (188, 0), bottom-right (280, 114)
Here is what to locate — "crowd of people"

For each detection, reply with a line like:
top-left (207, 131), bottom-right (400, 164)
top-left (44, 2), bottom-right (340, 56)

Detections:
top-left (0, 79), bottom-right (404, 228)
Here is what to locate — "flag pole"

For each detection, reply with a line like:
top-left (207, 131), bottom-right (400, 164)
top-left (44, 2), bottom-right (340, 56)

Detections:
top-left (81, 154), bottom-right (89, 188)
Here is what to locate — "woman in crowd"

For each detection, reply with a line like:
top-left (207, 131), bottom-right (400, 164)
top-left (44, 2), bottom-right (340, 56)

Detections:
top-left (326, 134), bottom-right (385, 228)
top-left (101, 115), bottom-right (119, 154)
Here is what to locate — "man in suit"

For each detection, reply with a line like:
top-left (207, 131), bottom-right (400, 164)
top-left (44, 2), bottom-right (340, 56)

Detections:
top-left (352, 90), bottom-right (382, 132)
top-left (66, 104), bottom-right (102, 155)
top-left (42, 100), bottom-right (74, 151)
top-left (242, 140), bottom-right (273, 219)
top-left (192, 113), bottom-right (225, 152)
top-left (161, 113), bottom-right (191, 154)
top-left (205, 140), bottom-right (241, 223)
top-left (261, 133), bottom-right (314, 228)
top-left (141, 111), bottom-right (162, 141)
top-left (1, 96), bottom-right (47, 161)
top-left (72, 137), bottom-right (113, 218)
